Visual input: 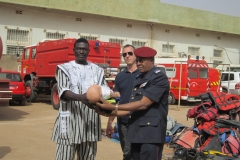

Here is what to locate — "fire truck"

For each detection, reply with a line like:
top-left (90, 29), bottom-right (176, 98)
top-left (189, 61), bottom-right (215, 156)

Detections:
top-left (17, 38), bottom-right (120, 109)
top-left (155, 56), bottom-right (221, 104)
top-left (0, 37), bottom-right (12, 106)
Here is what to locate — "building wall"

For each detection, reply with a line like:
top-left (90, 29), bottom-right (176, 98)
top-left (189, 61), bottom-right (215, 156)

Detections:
top-left (1, 0), bottom-right (240, 35)
top-left (0, 4), bottom-right (239, 71)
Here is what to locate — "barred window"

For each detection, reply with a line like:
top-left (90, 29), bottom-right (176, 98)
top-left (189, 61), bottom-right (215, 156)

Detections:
top-left (7, 29), bottom-right (29, 45)
top-left (213, 49), bottom-right (223, 57)
top-left (132, 41), bottom-right (145, 49)
top-left (46, 32), bottom-right (65, 39)
top-left (6, 45), bottom-right (24, 55)
top-left (80, 35), bottom-right (98, 41)
top-left (188, 47), bottom-right (200, 55)
top-left (162, 44), bottom-right (174, 53)
top-left (109, 38), bottom-right (124, 47)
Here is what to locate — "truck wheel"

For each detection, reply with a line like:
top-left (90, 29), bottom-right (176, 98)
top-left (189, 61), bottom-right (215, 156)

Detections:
top-left (168, 93), bottom-right (176, 105)
top-left (51, 83), bottom-right (60, 110)
top-left (25, 80), bottom-right (37, 102)
top-left (19, 99), bottom-right (26, 106)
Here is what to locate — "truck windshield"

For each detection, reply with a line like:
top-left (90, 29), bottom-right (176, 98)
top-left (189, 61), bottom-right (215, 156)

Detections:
top-left (200, 68), bottom-right (208, 78)
top-left (0, 73), bottom-right (22, 82)
top-left (188, 68), bottom-right (198, 78)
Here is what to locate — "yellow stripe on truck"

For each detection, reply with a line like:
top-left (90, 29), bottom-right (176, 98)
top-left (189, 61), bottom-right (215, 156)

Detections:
top-left (170, 87), bottom-right (187, 90)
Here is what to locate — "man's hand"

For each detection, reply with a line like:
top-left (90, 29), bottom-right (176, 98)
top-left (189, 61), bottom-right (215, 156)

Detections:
top-left (106, 124), bottom-right (113, 138)
top-left (82, 101), bottom-right (97, 109)
top-left (96, 98), bottom-right (115, 110)
top-left (110, 92), bottom-right (121, 98)
top-left (95, 105), bottom-right (108, 116)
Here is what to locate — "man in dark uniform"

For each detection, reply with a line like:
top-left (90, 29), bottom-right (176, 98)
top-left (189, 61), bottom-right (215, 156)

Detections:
top-left (106, 44), bottom-right (139, 160)
top-left (96, 46), bottom-right (169, 160)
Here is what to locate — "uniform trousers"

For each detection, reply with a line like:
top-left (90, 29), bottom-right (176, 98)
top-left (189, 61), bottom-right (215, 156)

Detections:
top-left (55, 142), bottom-right (97, 160)
top-left (118, 121), bottom-right (132, 160)
top-left (131, 143), bottom-right (164, 160)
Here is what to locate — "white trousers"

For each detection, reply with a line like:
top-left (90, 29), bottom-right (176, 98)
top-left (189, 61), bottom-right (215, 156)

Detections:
top-left (55, 142), bottom-right (97, 160)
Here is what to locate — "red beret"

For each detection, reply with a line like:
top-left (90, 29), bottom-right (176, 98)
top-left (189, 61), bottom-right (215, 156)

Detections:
top-left (134, 47), bottom-right (157, 58)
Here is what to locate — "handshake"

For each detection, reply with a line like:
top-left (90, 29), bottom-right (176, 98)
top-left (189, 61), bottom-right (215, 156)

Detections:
top-left (85, 84), bottom-right (119, 115)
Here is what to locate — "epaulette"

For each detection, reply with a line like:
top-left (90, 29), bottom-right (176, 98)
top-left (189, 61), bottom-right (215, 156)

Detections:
top-left (154, 69), bottom-right (161, 74)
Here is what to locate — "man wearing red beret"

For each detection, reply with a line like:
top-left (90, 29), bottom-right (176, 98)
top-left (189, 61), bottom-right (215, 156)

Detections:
top-left (96, 46), bottom-right (170, 160)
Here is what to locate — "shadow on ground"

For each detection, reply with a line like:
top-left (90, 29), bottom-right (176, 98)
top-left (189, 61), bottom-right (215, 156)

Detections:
top-left (0, 106), bottom-right (29, 121)
top-left (0, 146), bottom-right (11, 159)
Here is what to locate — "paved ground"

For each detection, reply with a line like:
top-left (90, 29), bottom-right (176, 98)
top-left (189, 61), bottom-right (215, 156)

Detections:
top-left (0, 99), bottom-right (196, 160)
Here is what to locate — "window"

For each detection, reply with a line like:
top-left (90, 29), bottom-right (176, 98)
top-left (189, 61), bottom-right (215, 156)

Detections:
top-left (188, 47), bottom-right (200, 55)
top-left (166, 67), bottom-right (176, 78)
top-left (24, 49), bottom-right (30, 60)
top-left (0, 73), bottom-right (22, 82)
top-left (132, 41), bottom-right (145, 49)
top-left (200, 68), bottom-right (208, 78)
top-left (188, 68), bottom-right (198, 78)
top-left (46, 32), bottom-right (65, 39)
top-left (7, 29), bottom-right (30, 45)
top-left (213, 49), bottom-right (223, 57)
top-left (221, 73), bottom-right (234, 81)
top-left (80, 35), bottom-right (98, 41)
top-left (32, 48), bottom-right (36, 59)
top-left (6, 45), bottom-right (24, 55)
top-left (162, 44), bottom-right (174, 53)
top-left (109, 38), bottom-right (124, 47)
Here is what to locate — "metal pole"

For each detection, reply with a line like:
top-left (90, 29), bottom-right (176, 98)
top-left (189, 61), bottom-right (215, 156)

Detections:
top-left (227, 64), bottom-right (230, 92)
top-left (169, 62), bottom-right (176, 95)
top-left (177, 61), bottom-right (183, 111)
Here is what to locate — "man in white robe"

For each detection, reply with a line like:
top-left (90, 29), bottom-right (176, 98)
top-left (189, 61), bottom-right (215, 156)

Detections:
top-left (51, 38), bottom-right (114, 160)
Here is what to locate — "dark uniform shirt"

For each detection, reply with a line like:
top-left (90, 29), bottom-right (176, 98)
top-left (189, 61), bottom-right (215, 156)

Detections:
top-left (114, 68), bottom-right (140, 124)
top-left (127, 67), bottom-right (169, 143)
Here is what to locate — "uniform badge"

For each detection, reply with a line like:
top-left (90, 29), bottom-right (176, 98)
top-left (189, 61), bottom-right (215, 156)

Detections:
top-left (154, 69), bottom-right (161, 74)
top-left (140, 82), bottom-right (147, 88)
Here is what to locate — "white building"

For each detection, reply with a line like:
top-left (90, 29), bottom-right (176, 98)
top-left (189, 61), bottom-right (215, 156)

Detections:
top-left (0, 0), bottom-right (240, 66)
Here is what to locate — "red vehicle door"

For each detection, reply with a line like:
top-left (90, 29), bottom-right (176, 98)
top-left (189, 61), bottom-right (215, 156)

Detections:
top-left (187, 65), bottom-right (209, 99)
top-left (28, 47), bottom-right (36, 74)
top-left (21, 47), bottom-right (36, 77)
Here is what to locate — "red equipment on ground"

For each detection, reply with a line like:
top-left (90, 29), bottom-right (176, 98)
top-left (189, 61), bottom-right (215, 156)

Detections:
top-left (0, 36), bottom-right (12, 106)
top-left (17, 38), bottom-right (121, 109)
top-left (155, 56), bottom-right (221, 104)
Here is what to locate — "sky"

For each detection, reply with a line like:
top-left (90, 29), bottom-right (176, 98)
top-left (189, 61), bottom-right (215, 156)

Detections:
top-left (161, 0), bottom-right (240, 18)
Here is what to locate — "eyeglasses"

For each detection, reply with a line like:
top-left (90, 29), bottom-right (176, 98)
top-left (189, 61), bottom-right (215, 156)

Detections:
top-left (122, 52), bottom-right (133, 58)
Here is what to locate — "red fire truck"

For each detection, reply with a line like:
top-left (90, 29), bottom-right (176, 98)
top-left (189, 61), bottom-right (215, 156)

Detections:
top-left (17, 38), bottom-right (120, 109)
top-left (0, 37), bottom-right (12, 106)
top-left (155, 56), bottom-right (221, 104)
